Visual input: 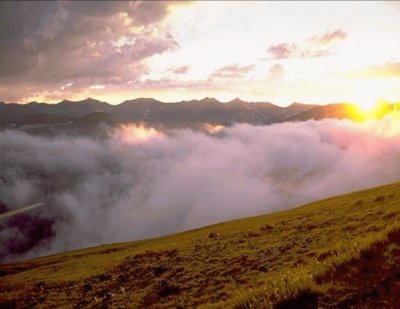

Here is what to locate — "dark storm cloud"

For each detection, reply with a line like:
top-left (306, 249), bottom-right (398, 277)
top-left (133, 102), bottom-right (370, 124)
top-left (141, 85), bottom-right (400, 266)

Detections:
top-left (0, 1), bottom-right (179, 100)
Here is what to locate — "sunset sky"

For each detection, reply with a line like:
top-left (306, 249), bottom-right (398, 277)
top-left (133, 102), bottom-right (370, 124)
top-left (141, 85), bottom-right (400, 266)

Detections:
top-left (1, 1), bottom-right (400, 106)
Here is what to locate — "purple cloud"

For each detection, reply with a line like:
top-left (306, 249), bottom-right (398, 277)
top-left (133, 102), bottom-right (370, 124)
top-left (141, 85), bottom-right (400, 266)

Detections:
top-left (267, 43), bottom-right (297, 59)
top-left (170, 66), bottom-right (190, 75)
top-left (0, 1), bottom-right (183, 102)
top-left (209, 64), bottom-right (255, 79)
top-left (267, 28), bottom-right (347, 60)
top-left (311, 29), bottom-right (347, 45)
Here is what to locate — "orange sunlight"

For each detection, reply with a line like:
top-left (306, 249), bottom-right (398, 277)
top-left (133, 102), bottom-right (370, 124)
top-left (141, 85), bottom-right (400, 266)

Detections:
top-left (204, 123), bottom-right (225, 134)
top-left (349, 98), bottom-right (395, 122)
top-left (117, 125), bottom-right (164, 144)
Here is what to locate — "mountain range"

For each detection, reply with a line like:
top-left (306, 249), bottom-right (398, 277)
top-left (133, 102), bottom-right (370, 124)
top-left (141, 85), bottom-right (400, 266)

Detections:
top-left (0, 97), bottom-right (396, 135)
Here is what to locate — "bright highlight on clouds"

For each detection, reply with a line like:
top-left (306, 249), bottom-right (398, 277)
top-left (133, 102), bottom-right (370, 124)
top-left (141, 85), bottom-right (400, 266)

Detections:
top-left (116, 124), bottom-right (164, 144)
top-left (204, 123), bottom-right (225, 134)
top-left (2, 113), bottom-right (400, 261)
top-left (0, 1), bottom-right (399, 105)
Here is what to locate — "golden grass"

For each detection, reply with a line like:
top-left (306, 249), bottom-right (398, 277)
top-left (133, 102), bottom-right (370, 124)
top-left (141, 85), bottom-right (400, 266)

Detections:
top-left (1, 182), bottom-right (400, 308)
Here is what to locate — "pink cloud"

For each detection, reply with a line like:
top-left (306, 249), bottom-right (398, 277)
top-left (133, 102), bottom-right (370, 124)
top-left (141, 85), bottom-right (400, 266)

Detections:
top-left (209, 64), bottom-right (255, 79)
top-left (267, 64), bottom-right (285, 81)
top-left (169, 66), bottom-right (190, 75)
top-left (267, 28), bottom-right (347, 60)
top-left (311, 29), bottom-right (347, 45)
top-left (267, 43), bottom-right (297, 59)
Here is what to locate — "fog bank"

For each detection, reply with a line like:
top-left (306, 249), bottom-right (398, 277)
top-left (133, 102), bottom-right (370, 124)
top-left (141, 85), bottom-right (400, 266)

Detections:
top-left (1, 114), bottom-right (400, 261)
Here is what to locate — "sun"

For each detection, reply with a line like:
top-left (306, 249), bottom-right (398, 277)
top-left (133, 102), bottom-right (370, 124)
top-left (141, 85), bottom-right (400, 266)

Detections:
top-left (349, 95), bottom-right (394, 121)
top-left (351, 84), bottom-right (385, 111)
top-left (352, 94), bottom-right (382, 113)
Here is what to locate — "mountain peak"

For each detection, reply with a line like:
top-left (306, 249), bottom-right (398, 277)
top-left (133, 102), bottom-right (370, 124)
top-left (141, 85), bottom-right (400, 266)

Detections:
top-left (59, 97), bottom-right (98, 104)
top-left (200, 97), bottom-right (219, 103)
top-left (287, 102), bottom-right (305, 107)
top-left (83, 97), bottom-right (98, 102)
top-left (229, 98), bottom-right (245, 104)
top-left (128, 98), bottom-right (160, 103)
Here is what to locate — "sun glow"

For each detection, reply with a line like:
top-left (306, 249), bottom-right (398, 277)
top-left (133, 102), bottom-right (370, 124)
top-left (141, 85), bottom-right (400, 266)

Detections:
top-left (204, 123), bottom-right (225, 134)
top-left (349, 97), bottom-right (394, 121)
top-left (116, 125), bottom-right (164, 144)
top-left (355, 97), bottom-right (380, 113)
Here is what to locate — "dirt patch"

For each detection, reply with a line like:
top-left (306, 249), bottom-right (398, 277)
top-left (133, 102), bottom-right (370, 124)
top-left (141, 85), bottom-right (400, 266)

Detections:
top-left (312, 229), bottom-right (400, 308)
top-left (275, 291), bottom-right (321, 309)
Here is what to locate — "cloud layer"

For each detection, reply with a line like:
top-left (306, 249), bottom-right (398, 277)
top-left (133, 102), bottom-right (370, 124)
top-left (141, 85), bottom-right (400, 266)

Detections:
top-left (1, 115), bottom-right (400, 261)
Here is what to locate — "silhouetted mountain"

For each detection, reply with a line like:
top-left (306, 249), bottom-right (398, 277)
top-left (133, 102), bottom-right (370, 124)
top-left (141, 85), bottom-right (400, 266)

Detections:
top-left (281, 102), bottom-right (318, 119)
top-left (112, 97), bottom-right (288, 127)
top-left (0, 102), bottom-right (36, 125)
top-left (0, 98), bottom-right (112, 126)
top-left (28, 98), bottom-right (113, 117)
top-left (11, 113), bottom-right (73, 126)
top-left (287, 103), bottom-right (357, 121)
top-left (288, 101), bottom-right (394, 122)
top-left (0, 98), bottom-right (396, 135)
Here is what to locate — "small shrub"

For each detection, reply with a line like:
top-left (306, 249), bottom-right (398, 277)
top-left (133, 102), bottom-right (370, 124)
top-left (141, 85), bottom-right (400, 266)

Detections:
top-left (374, 195), bottom-right (385, 203)
top-left (208, 232), bottom-right (220, 239)
top-left (158, 278), bottom-right (180, 297)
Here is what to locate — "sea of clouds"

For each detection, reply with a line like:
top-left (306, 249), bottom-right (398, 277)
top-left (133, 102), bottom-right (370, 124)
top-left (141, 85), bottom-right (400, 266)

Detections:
top-left (1, 114), bottom-right (400, 261)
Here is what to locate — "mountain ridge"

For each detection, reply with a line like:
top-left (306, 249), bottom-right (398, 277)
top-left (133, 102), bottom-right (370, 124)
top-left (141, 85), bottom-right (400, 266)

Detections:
top-left (0, 97), bottom-right (397, 135)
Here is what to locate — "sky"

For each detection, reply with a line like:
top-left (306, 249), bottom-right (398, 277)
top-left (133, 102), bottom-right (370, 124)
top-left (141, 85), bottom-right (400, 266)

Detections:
top-left (1, 1), bottom-right (400, 106)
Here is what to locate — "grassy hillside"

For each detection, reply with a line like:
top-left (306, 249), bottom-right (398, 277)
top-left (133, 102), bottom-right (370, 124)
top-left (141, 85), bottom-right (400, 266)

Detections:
top-left (1, 182), bottom-right (400, 308)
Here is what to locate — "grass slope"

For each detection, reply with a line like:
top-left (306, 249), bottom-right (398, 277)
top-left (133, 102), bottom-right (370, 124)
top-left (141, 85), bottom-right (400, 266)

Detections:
top-left (1, 182), bottom-right (400, 308)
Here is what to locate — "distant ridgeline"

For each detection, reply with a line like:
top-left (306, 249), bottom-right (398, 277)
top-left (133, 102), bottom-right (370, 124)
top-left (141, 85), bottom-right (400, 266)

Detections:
top-left (0, 97), bottom-right (397, 135)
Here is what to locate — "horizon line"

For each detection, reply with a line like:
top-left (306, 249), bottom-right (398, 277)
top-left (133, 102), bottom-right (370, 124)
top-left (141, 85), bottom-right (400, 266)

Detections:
top-left (3, 96), bottom-right (397, 107)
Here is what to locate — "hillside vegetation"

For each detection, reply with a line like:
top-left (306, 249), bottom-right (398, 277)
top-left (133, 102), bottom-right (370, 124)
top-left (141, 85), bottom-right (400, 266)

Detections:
top-left (1, 182), bottom-right (400, 308)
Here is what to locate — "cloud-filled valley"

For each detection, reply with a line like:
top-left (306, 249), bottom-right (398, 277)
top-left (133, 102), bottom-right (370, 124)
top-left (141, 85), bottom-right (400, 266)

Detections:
top-left (1, 114), bottom-right (400, 262)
